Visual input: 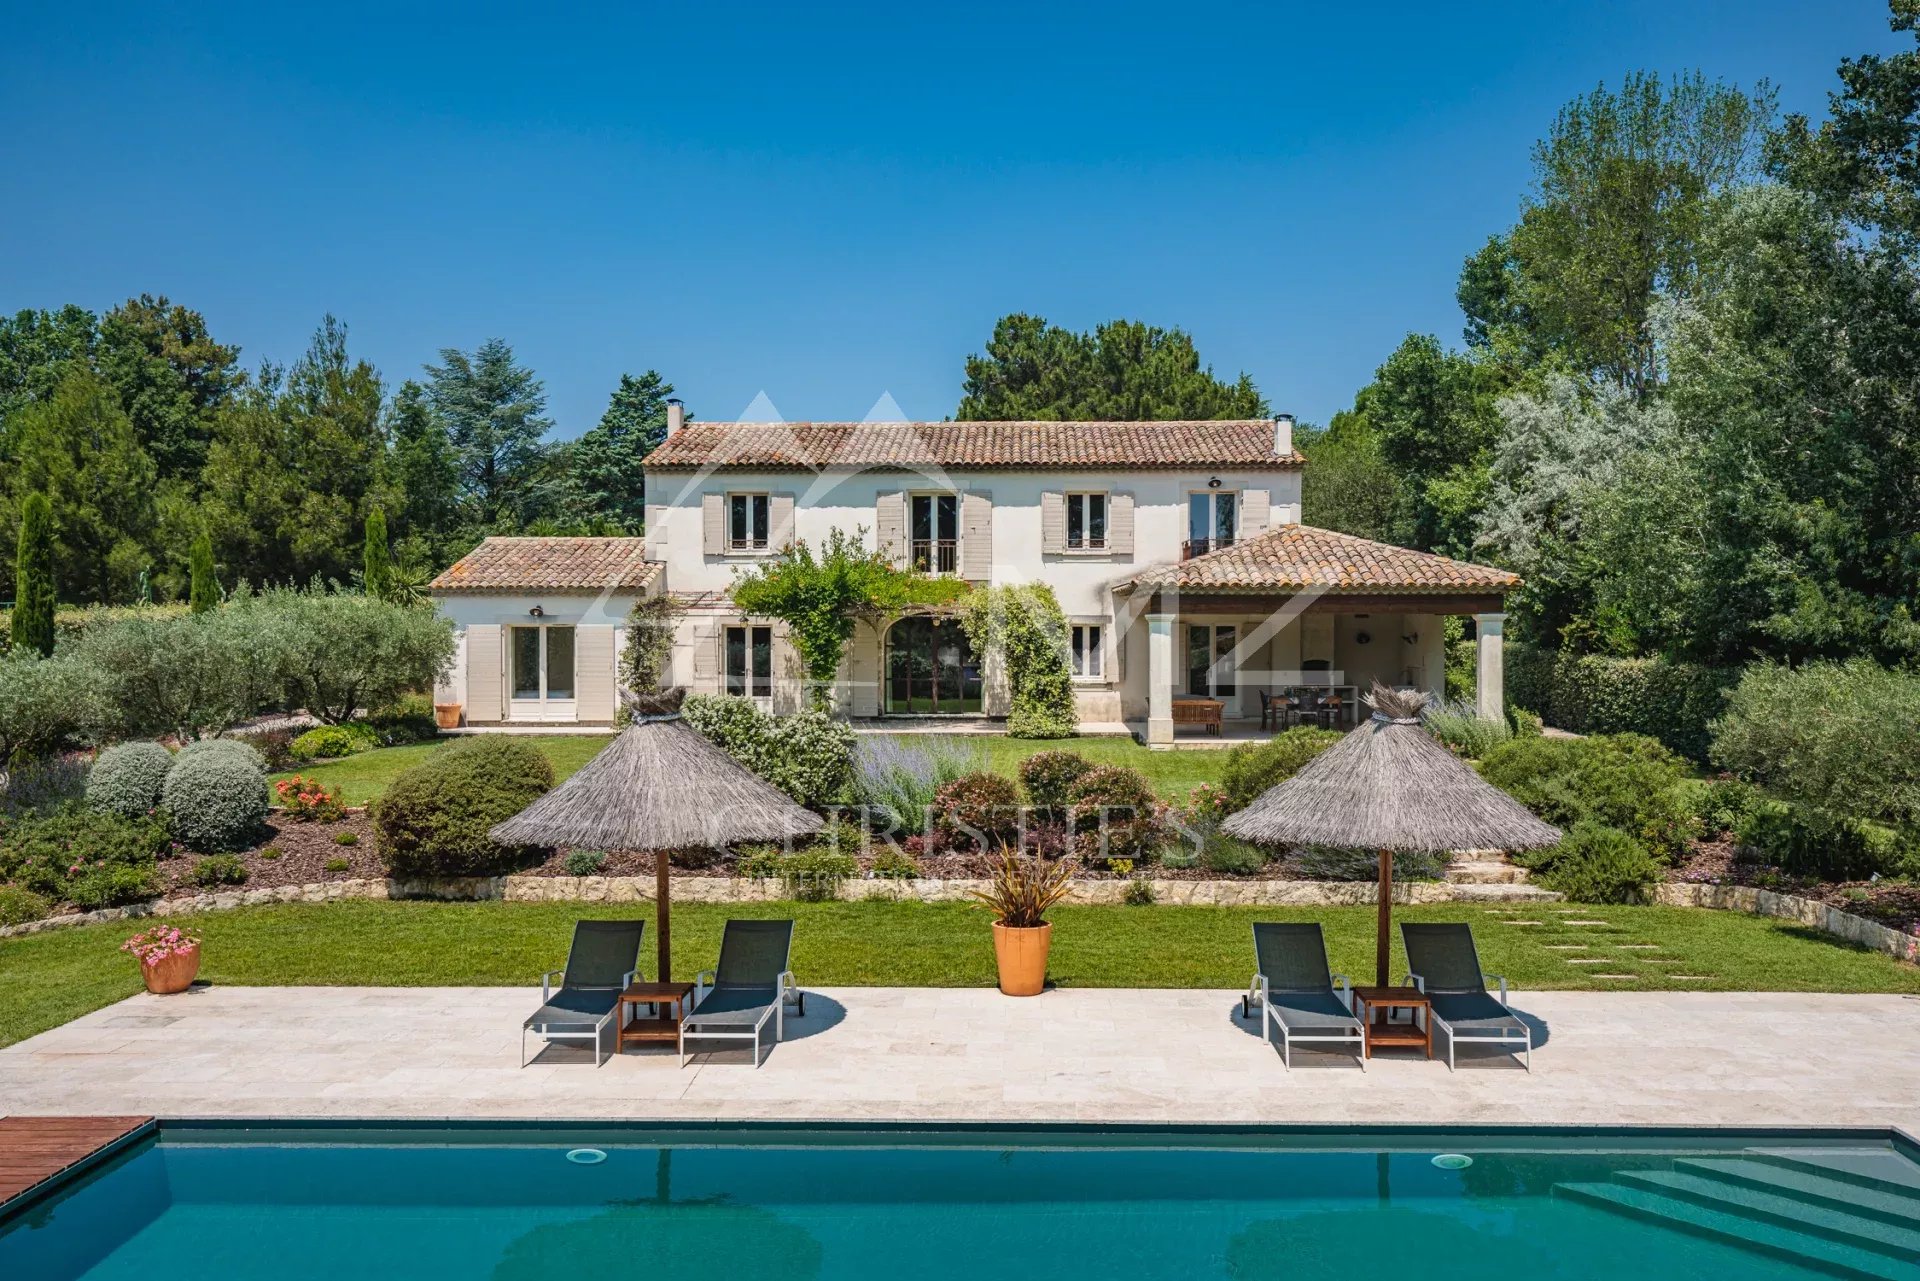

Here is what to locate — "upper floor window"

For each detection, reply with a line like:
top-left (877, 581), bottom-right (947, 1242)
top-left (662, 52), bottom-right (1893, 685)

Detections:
top-left (1069, 623), bottom-right (1103, 679)
top-left (910, 493), bottom-right (959, 575)
top-left (1066, 492), bottom-right (1107, 550)
top-left (729, 493), bottom-right (770, 551)
top-left (1184, 491), bottom-right (1237, 561)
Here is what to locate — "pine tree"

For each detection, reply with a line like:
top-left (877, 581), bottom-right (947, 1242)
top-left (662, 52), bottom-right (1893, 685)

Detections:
top-left (363, 507), bottom-right (393, 601)
top-left (13, 492), bottom-right (57, 656)
top-left (570, 371), bottom-right (675, 530)
top-left (188, 529), bottom-right (218, 614)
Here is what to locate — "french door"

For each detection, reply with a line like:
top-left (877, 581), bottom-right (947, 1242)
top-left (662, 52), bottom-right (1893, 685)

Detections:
top-left (508, 625), bottom-right (577, 722)
top-left (1185, 624), bottom-right (1237, 706)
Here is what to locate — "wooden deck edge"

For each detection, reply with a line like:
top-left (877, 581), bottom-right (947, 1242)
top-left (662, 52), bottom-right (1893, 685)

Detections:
top-left (0, 1116), bottom-right (156, 1213)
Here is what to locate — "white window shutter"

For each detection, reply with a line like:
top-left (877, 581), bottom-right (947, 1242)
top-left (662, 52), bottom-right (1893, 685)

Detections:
top-left (1040, 491), bottom-right (1065, 554)
top-left (961, 491), bottom-right (992, 581)
top-left (1108, 492), bottom-right (1135, 557)
top-left (575, 625), bottom-right (616, 721)
top-left (466, 625), bottom-right (502, 722)
top-left (875, 491), bottom-right (907, 568)
top-left (702, 494), bottom-right (724, 555)
top-left (691, 622), bottom-right (721, 692)
top-left (1241, 487), bottom-right (1271, 536)
top-left (770, 492), bottom-right (796, 550)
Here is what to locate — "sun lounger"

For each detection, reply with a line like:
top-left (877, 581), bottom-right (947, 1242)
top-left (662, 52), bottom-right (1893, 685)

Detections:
top-left (1241, 921), bottom-right (1365, 1069)
top-left (521, 919), bottom-right (643, 1068)
top-left (1401, 922), bottom-right (1532, 1071)
top-left (679, 919), bottom-right (803, 1068)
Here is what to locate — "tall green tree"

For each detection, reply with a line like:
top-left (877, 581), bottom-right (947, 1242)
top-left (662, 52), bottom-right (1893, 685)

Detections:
top-left (95, 294), bottom-right (243, 481)
top-left (188, 529), bottom-right (218, 614)
top-left (957, 314), bottom-right (1267, 420)
top-left (0, 304), bottom-right (97, 427)
top-left (201, 317), bottom-right (395, 586)
top-left (1, 366), bottom-right (157, 603)
top-left (12, 492), bottom-right (57, 656)
top-left (1295, 412), bottom-right (1400, 543)
top-left (1351, 334), bottom-right (1501, 555)
top-left (570, 371), bottom-right (674, 530)
top-left (1471, 72), bottom-right (1775, 395)
top-left (363, 507), bottom-right (392, 600)
top-left (424, 338), bottom-right (553, 527)
top-left (386, 380), bottom-right (459, 547)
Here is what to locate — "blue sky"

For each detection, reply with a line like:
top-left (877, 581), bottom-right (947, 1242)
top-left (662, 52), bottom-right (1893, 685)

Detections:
top-left (0, 2), bottom-right (1900, 435)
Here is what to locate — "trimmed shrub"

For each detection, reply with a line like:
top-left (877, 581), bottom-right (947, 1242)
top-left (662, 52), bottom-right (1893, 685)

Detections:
top-left (682, 696), bottom-right (856, 808)
top-left (1066, 764), bottom-right (1161, 864)
top-left (289, 722), bottom-right (381, 763)
top-left (176, 736), bottom-right (269, 776)
top-left (934, 771), bottom-right (1023, 850)
top-left (87, 741), bottom-right (175, 819)
top-left (1218, 727), bottom-right (1341, 811)
top-left (68, 863), bottom-right (161, 910)
top-left (1503, 643), bottom-right (1733, 761)
top-left (564, 850), bottom-right (607, 876)
top-left (1524, 821), bottom-right (1663, 904)
top-left (1734, 799), bottom-right (1917, 881)
top-left (1478, 733), bottom-right (1698, 858)
top-left (1291, 847), bottom-right (1447, 881)
top-left (161, 754), bottom-right (271, 853)
top-left (192, 854), bottom-right (249, 887)
top-left (373, 736), bottom-right (555, 877)
top-left (1711, 660), bottom-right (1920, 830)
top-left (779, 848), bottom-right (858, 901)
top-left (367, 694), bottom-right (439, 745)
top-left (870, 846), bottom-right (922, 880)
top-left (0, 884), bottom-right (53, 926)
top-left (1019, 750), bottom-right (1096, 821)
top-left (738, 844), bottom-right (784, 879)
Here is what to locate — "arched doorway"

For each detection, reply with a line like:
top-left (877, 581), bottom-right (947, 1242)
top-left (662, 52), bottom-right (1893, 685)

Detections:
top-left (885, 616), bottom-right (983, 715)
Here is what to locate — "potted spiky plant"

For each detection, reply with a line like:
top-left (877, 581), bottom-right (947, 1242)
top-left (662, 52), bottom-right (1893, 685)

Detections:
top-left (971, 853), bottom-right (1075, 996)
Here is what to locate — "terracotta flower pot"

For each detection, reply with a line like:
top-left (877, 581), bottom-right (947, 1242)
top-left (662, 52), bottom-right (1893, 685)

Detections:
top-left (141, 944), bottom-right (201, 995)
top-left (433, 702), bottom-right (463, 730)
top-left (991, 921), bottom-right (1052, 997)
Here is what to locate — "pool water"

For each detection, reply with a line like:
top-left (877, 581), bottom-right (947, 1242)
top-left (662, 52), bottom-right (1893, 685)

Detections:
top-left (4, 1126), bottom-right (1917, 1281)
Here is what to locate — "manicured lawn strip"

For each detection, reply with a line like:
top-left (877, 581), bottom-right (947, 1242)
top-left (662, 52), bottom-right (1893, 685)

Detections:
top-left (274, 736), bottom-right (611, 806)
top-left (277, 732), bottom-right (1222, 808)
top-left (5, 899), bottom-right (1916, 1048)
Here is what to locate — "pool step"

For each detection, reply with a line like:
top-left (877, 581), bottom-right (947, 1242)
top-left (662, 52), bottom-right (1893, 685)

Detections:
top-left (1675, 1157), bottom-right (1920, 1229)
top-left (1613, 1170), bottom-right (1920, 1261)
top-left (1555, 1182), bottom-right (1914, 1281)
top-left (1744, 1148), bottom-right (1920, 1198)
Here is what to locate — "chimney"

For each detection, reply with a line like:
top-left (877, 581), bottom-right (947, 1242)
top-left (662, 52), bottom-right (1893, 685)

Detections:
top-left (665, 398), bottom-right (685, 437)
top-left (1273, 412), bottom-right (1294, 456)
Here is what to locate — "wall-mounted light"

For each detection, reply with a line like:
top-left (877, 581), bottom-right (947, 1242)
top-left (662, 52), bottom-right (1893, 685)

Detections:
top-left (1402, 632), bottom-right (1419, 645)
top-left (1356, 631), bottom-right (1372, 645)
top-left (528, 605), bottom-right (545, 618)
top-left (1207, 477), bottom-right (1221, 489)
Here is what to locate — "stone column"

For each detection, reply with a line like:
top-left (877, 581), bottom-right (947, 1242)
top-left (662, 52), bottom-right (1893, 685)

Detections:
top-left (1147, 614), bottom-right (1176, 747)
top-left (1474, 612), bottom-right (1506, 721)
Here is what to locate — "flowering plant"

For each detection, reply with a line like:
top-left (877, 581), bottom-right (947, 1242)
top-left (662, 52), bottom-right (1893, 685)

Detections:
top-left (274, 775), bottom-right (347, 822)
top-left (1182, 783), bottom-right (1231, 824)
top-left (122, 925), bottom-right (200, 965)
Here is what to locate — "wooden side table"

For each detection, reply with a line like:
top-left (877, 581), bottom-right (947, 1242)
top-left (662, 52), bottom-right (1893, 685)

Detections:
top-left (1351, 986), bottom-right (1433, 1061)
top-left (617, 981), bottom-right (696, 1051)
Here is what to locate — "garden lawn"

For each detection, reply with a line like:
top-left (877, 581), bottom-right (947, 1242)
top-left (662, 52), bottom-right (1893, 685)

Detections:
top-left (275, 735), bottom-right (611, 806)
top-left (277, 732), bottom-right (1222, 807)
top-left (5, 898), bottom-right (1917, 1048)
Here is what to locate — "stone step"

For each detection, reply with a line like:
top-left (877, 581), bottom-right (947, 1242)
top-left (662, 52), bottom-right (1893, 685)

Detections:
top-left (1444, 860), bottom-right (1531, 884)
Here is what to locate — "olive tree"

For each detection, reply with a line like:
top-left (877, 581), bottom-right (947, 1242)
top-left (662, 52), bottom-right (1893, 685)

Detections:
top-left (257, 585), bottom-right (455, 723)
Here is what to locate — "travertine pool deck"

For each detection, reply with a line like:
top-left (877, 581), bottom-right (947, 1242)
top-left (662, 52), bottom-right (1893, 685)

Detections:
top-left (3, 987), bottom-right (1917, 1128)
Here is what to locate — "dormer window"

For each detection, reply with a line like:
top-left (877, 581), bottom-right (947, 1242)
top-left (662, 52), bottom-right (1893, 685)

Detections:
top-left (1066, 493), bottom-right (1107, 550)
top-left (728, 493), bottom-right (770, 551)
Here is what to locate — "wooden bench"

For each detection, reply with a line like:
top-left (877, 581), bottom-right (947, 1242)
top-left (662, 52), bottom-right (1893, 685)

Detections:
top-left (1171, 696), bottom-right (1224, 735)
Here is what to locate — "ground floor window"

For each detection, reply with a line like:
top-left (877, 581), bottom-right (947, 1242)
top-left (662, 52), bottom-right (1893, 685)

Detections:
top-left (886, 616), bottom-right (982, 714)
top-left (510, 624), bottom-right (576, 702)
top-left (1070, 623), bottom-right (1103, 678)
top-left (725, 624), bottom-right (773, 700)
top-left (1186, 624), bottom-right (1235, 697)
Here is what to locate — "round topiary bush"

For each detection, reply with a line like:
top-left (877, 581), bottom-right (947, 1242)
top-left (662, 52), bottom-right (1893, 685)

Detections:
top-left (87, 741), bottom-right (175, 819)
top-left (1217, 727), bottom-right (1342, 811)
top-left (373, 736), bottom-right (555, 877)
top-left (1018, 750), bottom-right (1095, 821)
top-left (933, 771), bottom-right (1023, 850)
top-left (161, 753), bottom-right (271, 852)
top-left (290, 722), bottom-right (381, 763)
top-left (175, 736), bottom-right (268, 776)
top-left (1066, 764), bottom-right (1162, 864)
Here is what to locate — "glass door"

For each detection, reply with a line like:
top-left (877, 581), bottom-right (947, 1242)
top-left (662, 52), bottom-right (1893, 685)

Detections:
top-left (507, 625), bottom-right (577, 722)
top-left (1185, 492), bottom-right (1238, 559)
top-left (1185, 624), bottom-right (1238, 707)
top-left (885, 617), bottom-right (982, 714)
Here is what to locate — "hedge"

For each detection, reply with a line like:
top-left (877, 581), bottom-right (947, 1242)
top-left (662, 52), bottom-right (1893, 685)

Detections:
top-left (1504, 643), bottom-right (1734, 761)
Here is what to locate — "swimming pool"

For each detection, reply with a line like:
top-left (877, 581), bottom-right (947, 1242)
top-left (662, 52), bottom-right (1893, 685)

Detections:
top-left (4, 1123), bottom-right (1916, 1280)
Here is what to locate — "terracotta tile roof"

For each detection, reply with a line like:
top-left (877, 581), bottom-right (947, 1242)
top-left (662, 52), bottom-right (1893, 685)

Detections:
top-left (429, 537), bottom-right (661, 594)
top-left (643, 420), bottom-right (1303, 471)
top-left (1128, 524), bottom-right (1520, 595)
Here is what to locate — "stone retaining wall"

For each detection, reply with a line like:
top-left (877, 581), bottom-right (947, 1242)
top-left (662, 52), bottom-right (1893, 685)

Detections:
top-left (1654, 882), bottom-right (1920, 963)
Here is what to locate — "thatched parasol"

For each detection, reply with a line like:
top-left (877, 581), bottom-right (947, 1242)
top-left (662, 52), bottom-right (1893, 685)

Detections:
top-left (489, 689), bottom-right (822, 981)
top-left (1222, 683), bottom-right (1560, 986)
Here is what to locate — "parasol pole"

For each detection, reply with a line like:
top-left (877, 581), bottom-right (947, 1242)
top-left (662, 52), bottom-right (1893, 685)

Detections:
top-left (655, 850), bottom-right (671, 982)
top-left (1376, 848), bottom-right (1393, 988)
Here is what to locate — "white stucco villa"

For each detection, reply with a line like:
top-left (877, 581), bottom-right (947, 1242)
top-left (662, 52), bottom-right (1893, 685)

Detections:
top-left (429, 405), bottom-right (1518, 745)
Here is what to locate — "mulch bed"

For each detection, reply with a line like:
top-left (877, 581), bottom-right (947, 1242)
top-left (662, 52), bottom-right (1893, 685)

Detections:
top-left (153, 810), bottom-right (383, 896)
top-left (1671, 838), bottom-right (1920, 936)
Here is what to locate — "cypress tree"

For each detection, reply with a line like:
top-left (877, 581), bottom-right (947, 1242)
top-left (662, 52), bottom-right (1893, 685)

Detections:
top-left (363, 507), bottom-right (392, 601)
top-left (189, 530), bottom-right (218, 614)
top-left (13, 492), bottom-right (57, 656)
